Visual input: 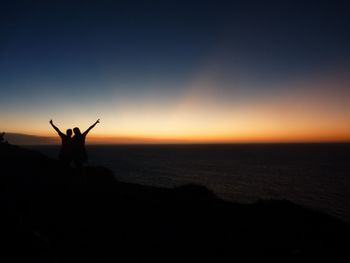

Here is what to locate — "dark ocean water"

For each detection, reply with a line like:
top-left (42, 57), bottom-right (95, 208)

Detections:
top-left (31, 144), bottom-right (350, 223)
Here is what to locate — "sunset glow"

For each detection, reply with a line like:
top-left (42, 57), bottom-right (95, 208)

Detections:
top-left (1, 1), bottom-right (350, 144)
top-left (3, 71), bottom-right (350, 144)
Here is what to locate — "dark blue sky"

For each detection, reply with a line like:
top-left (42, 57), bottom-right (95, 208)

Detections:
top-left (2, 0), bottom-right (349, 85)
top-left (1, 0), bottom-right (350, 141)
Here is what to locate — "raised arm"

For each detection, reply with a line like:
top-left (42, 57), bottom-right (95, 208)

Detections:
top-left (50, 120), bottom-right (64, 137)
top-left (83, 119), bottom-right (100, 136)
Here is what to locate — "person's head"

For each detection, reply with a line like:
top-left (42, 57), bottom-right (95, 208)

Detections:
top-left (66, 129), bottom-right (72, 137)
top-left (73, 127), bottom-right (81, 136)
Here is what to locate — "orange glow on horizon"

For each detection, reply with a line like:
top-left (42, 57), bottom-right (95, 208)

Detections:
top-left (11, 131), bottom-right (350, 145)
top-left (83, 134), bottom-right (350, 144)
top-left (2, 70), bottom-right (350, 145)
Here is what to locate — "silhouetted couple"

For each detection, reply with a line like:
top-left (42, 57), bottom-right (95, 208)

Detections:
top-left (50, 119), bottom-right (100, 167)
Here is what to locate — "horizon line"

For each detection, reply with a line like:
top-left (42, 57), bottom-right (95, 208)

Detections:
top-left (3, 132), bottom-right (350, 145)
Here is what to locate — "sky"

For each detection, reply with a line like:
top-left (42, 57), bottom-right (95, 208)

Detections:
top-left (1, 0), bottom-right (350, 144)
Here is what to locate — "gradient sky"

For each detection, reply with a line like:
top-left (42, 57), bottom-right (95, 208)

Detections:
top-left (1, 0), bottom-right (350, 143)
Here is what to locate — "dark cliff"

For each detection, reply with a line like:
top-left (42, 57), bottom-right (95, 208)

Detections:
top-left (0, 143), bottom-right (349, 262)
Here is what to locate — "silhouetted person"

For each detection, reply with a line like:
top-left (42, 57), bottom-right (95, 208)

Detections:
top-left (0, 132), bottom-right (5, 143)
top-left (72, 119), bottom-right (100, 168)
top-left (50, 120), bottom-right (73, 166)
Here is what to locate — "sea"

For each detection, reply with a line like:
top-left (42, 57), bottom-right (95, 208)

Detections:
top-left (30, 144), bottom-right (350, 223)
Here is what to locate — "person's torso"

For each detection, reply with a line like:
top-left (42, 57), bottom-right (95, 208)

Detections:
top-left (72, 135), bottom-right (86, 149)
top-left (60, 136), bottom-right (73, 151)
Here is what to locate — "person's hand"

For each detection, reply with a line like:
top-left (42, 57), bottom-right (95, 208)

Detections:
top-left (96, 119), bottom-right (100, 124)
top-left (50, 120), bottom-right (53, 124)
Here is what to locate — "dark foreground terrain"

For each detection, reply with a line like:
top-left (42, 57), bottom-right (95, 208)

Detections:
top-left (1, 143), bottom-right (349, 262)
